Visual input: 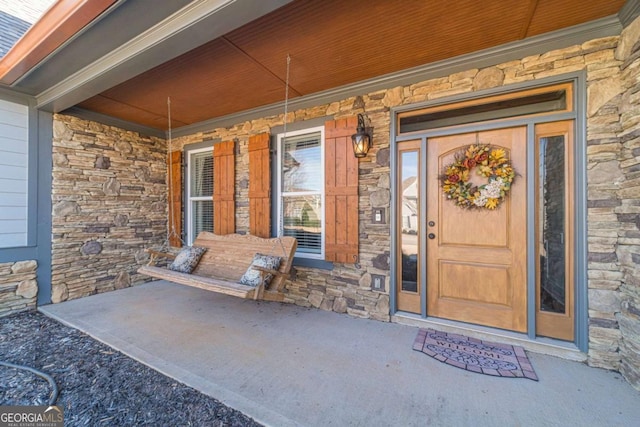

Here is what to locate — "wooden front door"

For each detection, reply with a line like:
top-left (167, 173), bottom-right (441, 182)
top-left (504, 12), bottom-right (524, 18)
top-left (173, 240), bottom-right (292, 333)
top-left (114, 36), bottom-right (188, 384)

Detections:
top-left (426, 127), bottom-right (527, 332)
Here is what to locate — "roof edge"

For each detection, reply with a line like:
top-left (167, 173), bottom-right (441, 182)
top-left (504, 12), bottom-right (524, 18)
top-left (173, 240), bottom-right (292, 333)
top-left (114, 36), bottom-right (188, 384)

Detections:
top-left (0, 0), bottom-right (117, 86)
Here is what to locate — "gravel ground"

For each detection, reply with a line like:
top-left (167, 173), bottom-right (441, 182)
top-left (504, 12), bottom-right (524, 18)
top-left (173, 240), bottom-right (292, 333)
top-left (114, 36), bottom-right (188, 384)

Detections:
top-left (0, 310), bottom-right (262, 426)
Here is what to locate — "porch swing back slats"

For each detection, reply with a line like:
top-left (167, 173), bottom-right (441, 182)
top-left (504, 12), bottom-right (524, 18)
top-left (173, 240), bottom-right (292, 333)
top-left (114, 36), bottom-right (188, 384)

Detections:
top-left (138, 232), bottom-right (297, 301)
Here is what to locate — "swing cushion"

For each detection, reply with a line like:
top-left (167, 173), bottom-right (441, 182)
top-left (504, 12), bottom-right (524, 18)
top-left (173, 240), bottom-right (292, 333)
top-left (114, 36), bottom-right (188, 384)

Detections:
top-left (168, 246), bottom-right (207, 274)
top-left (239, 253), bottom-right (282, 287)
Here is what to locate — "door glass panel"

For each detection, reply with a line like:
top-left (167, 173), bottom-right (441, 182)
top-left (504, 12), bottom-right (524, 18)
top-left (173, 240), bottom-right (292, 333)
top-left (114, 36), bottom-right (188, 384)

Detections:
top-left (539, 135), bottom-right (566, 313)
top-left (400, 150), bottom-right (419, 292)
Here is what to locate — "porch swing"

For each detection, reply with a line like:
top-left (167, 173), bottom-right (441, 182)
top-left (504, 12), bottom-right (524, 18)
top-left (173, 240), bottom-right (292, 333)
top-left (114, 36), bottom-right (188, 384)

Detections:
top-left (137, 57), bottom-right (297, 302)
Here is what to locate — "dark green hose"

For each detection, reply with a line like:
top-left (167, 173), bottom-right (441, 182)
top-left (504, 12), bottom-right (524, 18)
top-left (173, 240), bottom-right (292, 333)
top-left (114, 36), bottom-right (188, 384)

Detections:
top-left (0, 360), bottom-right (59, 405)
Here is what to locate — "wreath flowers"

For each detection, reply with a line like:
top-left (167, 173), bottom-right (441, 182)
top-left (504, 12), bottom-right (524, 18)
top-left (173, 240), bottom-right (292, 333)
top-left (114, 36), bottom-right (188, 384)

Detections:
top-left (441, 144), bottom-right (516, 210)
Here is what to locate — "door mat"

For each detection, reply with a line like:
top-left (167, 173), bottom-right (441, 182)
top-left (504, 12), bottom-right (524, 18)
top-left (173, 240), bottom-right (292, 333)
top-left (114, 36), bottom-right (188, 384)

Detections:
top-left (413, 328), bottom-right (538, 381)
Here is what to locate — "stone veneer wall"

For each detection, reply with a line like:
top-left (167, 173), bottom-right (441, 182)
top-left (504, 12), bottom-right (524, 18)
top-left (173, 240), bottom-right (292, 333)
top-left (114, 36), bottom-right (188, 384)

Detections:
top-left (50, 115), bottom-right (167, 303)
top-left (167, 22), bottom-right (640, 382)
top-left (0, 260), bottom-right (37, 316)
top-left (615, 18), bottom-right (640, 390)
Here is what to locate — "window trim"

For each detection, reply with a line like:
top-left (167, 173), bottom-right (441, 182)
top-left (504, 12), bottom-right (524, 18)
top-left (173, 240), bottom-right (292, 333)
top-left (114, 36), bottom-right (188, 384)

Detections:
top-left (185, 145), bottom-right (213, 245)
top-left (276, 125), bottom-right (325, 260)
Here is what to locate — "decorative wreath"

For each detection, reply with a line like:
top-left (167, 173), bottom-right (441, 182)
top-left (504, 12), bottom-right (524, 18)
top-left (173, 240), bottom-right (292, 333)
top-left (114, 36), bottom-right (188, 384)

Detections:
top-left (441, 144), bottom-right (516, 210)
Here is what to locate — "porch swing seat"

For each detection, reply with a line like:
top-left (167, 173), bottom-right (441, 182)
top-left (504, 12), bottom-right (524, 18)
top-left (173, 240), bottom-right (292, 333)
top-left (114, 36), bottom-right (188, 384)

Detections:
top-left (138, 232), bottom-right (297, 301)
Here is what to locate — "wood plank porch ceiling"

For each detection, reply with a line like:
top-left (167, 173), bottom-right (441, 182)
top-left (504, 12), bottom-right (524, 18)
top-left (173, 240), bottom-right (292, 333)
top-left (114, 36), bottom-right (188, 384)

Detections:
top-left (77, 0), bottom-right (625, 131)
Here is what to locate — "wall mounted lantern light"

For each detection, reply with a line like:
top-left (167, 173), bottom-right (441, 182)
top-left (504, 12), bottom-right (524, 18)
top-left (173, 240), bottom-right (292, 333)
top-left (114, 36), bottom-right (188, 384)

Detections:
top-left (351, 113), bottom-right (372, 158)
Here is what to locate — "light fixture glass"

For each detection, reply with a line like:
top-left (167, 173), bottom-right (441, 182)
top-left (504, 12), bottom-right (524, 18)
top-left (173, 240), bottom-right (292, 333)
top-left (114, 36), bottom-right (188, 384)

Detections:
top-left (351, 114), bottom-right (371, 158)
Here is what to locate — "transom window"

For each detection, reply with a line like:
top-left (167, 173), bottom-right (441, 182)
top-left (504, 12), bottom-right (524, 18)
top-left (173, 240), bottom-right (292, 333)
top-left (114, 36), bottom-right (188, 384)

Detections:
top-left (397, 82), bottom-right (572, 134)
top-left (277, 127), bottom-right (325, 259)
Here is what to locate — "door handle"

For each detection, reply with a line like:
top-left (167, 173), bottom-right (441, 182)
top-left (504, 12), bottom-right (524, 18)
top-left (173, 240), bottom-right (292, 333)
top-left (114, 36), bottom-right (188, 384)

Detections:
top-left (428, 233), bottom-right (436, 239)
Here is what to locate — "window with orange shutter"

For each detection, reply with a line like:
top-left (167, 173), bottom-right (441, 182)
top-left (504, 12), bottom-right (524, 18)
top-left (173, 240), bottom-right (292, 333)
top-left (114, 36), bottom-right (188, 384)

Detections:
top-left (276, 126), bottom-right (325, 259)
top-left (273, 116), bottom-right (359, 264)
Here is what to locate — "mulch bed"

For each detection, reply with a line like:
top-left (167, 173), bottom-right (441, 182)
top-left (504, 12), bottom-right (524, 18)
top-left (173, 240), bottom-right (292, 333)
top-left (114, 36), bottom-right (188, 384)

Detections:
top-left (0, 310), bottom-right (262, 426)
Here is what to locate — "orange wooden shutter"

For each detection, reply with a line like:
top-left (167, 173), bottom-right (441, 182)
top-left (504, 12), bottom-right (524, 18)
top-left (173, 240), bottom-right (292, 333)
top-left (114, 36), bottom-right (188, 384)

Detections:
top-left (213, 140), bottom-right (235, 235)
top-left (249, 133), bottom-right (271, 238)
top-left (167, 150), bottom-right (182, 247)
top-left (324, 117), bottom-right (359, 263)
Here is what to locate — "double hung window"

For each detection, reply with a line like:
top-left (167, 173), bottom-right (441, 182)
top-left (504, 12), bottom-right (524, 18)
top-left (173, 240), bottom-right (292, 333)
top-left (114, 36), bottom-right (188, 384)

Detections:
top-left (186, 148), bottom-right (213, 245)
top-left (277, 127), bottom-right (324, 259)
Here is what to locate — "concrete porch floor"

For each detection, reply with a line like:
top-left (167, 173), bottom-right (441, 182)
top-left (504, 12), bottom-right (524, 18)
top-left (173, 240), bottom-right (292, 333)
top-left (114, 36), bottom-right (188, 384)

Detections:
top-left (40, 281), bottom-right (640, 427)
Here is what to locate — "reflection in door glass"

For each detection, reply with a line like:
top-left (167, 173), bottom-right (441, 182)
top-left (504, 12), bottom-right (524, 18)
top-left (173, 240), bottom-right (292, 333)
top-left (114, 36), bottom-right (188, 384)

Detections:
top-left (539, 136), bottom-right (566, 313)
top-left (400, 151), bottom-right (419, 292)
